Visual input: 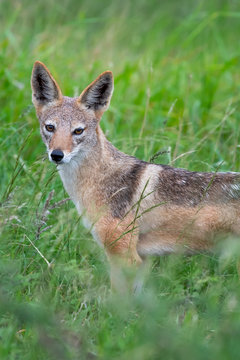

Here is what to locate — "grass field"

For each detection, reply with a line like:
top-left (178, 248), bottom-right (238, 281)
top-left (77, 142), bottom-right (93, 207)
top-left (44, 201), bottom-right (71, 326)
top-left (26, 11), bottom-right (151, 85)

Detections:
top-left (1, 0), bottom-right (240, 358)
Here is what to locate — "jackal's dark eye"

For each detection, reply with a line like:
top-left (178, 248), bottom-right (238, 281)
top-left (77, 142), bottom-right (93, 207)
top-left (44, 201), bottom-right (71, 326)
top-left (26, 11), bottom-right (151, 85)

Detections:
top-left (73, 127), bottom-right (84, 135)
top-left (45, 124), bottom-right (55, 132)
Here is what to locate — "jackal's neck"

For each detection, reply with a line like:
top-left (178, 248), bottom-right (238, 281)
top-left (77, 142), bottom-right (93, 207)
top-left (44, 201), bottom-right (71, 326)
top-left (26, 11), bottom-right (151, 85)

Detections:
top-left (95, 125), bottom-right (130, 164)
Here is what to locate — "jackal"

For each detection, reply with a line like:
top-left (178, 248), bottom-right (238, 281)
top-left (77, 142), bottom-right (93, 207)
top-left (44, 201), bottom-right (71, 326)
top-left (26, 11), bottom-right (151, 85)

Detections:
top-left (31, 61), bottom-right (240, 287)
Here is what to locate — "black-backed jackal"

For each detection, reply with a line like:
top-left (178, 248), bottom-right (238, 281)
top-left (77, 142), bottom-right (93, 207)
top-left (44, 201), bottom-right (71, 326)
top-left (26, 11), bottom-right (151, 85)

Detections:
top-left (31, 61), bottom-right (240, 290)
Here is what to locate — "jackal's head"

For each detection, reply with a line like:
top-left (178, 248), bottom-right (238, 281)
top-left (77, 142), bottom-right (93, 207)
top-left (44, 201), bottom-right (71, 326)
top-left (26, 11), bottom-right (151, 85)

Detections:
top-left (31, 61), bottom-right (113, 164)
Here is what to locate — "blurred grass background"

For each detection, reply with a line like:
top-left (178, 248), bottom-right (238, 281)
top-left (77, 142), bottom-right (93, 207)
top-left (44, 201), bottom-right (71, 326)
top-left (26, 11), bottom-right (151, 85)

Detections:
top-left (1, 0), bottom-right (240, 358)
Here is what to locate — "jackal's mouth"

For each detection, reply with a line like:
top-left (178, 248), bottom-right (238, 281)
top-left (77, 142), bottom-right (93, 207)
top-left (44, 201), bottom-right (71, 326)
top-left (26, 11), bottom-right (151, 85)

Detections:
top-left (52, 159), bottom-right (64, 165)
top-left (49, 158), bottom-right (64, 165)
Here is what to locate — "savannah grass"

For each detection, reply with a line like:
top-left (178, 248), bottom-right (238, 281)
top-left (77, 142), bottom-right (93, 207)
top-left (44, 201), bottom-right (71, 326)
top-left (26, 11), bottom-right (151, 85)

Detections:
top-left (1, 0), bottom-right (240, 359)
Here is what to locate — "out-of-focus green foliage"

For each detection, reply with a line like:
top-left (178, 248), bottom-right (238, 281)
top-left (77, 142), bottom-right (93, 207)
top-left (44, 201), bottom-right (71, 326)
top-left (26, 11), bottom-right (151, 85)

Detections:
top-left (1, 0), bottom-right (240, 358)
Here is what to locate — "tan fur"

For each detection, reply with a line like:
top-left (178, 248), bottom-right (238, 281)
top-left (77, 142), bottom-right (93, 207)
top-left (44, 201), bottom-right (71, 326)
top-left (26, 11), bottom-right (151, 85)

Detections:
top-left (50, 129), bottom-right (73, 153)
top-left (31, 61), bottom-right (240, 291)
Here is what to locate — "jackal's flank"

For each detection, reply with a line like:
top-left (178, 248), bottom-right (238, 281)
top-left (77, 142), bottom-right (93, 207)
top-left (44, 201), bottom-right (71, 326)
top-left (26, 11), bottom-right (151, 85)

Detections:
top-left (31, 61), bottom-right (240, 281)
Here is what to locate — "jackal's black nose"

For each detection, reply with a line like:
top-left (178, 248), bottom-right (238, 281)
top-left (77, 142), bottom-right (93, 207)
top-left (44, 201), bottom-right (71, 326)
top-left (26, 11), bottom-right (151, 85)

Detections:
top-left (51, 149), bottom-right (64, 163)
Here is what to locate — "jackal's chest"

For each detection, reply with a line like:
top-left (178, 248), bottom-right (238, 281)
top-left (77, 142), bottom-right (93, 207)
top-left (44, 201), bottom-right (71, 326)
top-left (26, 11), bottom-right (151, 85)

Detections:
top-left (58, 164), bottom-right (103, 245)
top-left (58, 165), bottom-right (88, 223)
top-left (58, 165), bottom-right (80, 202)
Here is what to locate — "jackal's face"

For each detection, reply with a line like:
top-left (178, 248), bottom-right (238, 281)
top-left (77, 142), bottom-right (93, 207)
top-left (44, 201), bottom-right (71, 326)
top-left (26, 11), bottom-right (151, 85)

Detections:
top-left (31, 61), bottom-right (113, 164)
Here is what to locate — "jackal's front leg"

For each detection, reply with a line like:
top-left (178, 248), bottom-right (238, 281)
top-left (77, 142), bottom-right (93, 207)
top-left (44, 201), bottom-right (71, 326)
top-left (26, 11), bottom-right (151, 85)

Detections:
top-left (96, 214), bottom-right (142, 293)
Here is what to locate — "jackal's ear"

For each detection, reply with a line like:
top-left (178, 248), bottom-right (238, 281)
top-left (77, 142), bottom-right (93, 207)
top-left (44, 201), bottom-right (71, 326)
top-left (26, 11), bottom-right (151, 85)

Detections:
top-left (78, 71), bottom-right (113, 117)
top-left (31, 61), bottom-right (62, 110)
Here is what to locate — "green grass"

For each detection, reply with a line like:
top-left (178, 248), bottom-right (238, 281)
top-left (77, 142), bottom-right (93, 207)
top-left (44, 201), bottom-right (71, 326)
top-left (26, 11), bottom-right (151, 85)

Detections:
top-left (1, 0), bottom-right (240, 358)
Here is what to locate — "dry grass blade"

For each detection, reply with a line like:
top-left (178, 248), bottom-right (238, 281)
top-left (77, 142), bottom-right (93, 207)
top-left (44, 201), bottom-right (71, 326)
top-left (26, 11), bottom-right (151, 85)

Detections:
top-left (25, 234), bottom-right (52, 268)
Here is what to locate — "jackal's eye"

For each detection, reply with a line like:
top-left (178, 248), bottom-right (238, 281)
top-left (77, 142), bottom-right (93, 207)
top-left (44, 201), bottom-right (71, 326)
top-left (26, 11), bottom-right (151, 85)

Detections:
top-left (73, 127), bottom-right (84, 135)
top-left (45, 124), bottom-right (55, 132)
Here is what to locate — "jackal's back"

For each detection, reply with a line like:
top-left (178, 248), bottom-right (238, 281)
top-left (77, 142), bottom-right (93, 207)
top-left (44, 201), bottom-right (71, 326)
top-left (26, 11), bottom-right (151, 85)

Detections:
top-left (155, 165), bottom-right (240, 206)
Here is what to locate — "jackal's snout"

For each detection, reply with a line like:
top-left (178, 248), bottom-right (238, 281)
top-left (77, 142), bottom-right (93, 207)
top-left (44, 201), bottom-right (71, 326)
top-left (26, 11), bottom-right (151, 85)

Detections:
top-left (51, 149), bottom-right (64, 163)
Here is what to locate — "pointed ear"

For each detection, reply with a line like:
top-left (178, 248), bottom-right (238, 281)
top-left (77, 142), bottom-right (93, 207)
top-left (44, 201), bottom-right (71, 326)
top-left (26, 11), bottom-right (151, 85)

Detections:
top-left (31, 61), bottom-right (62, 111)
top-left (78, 71), bottom-right (113, 117)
